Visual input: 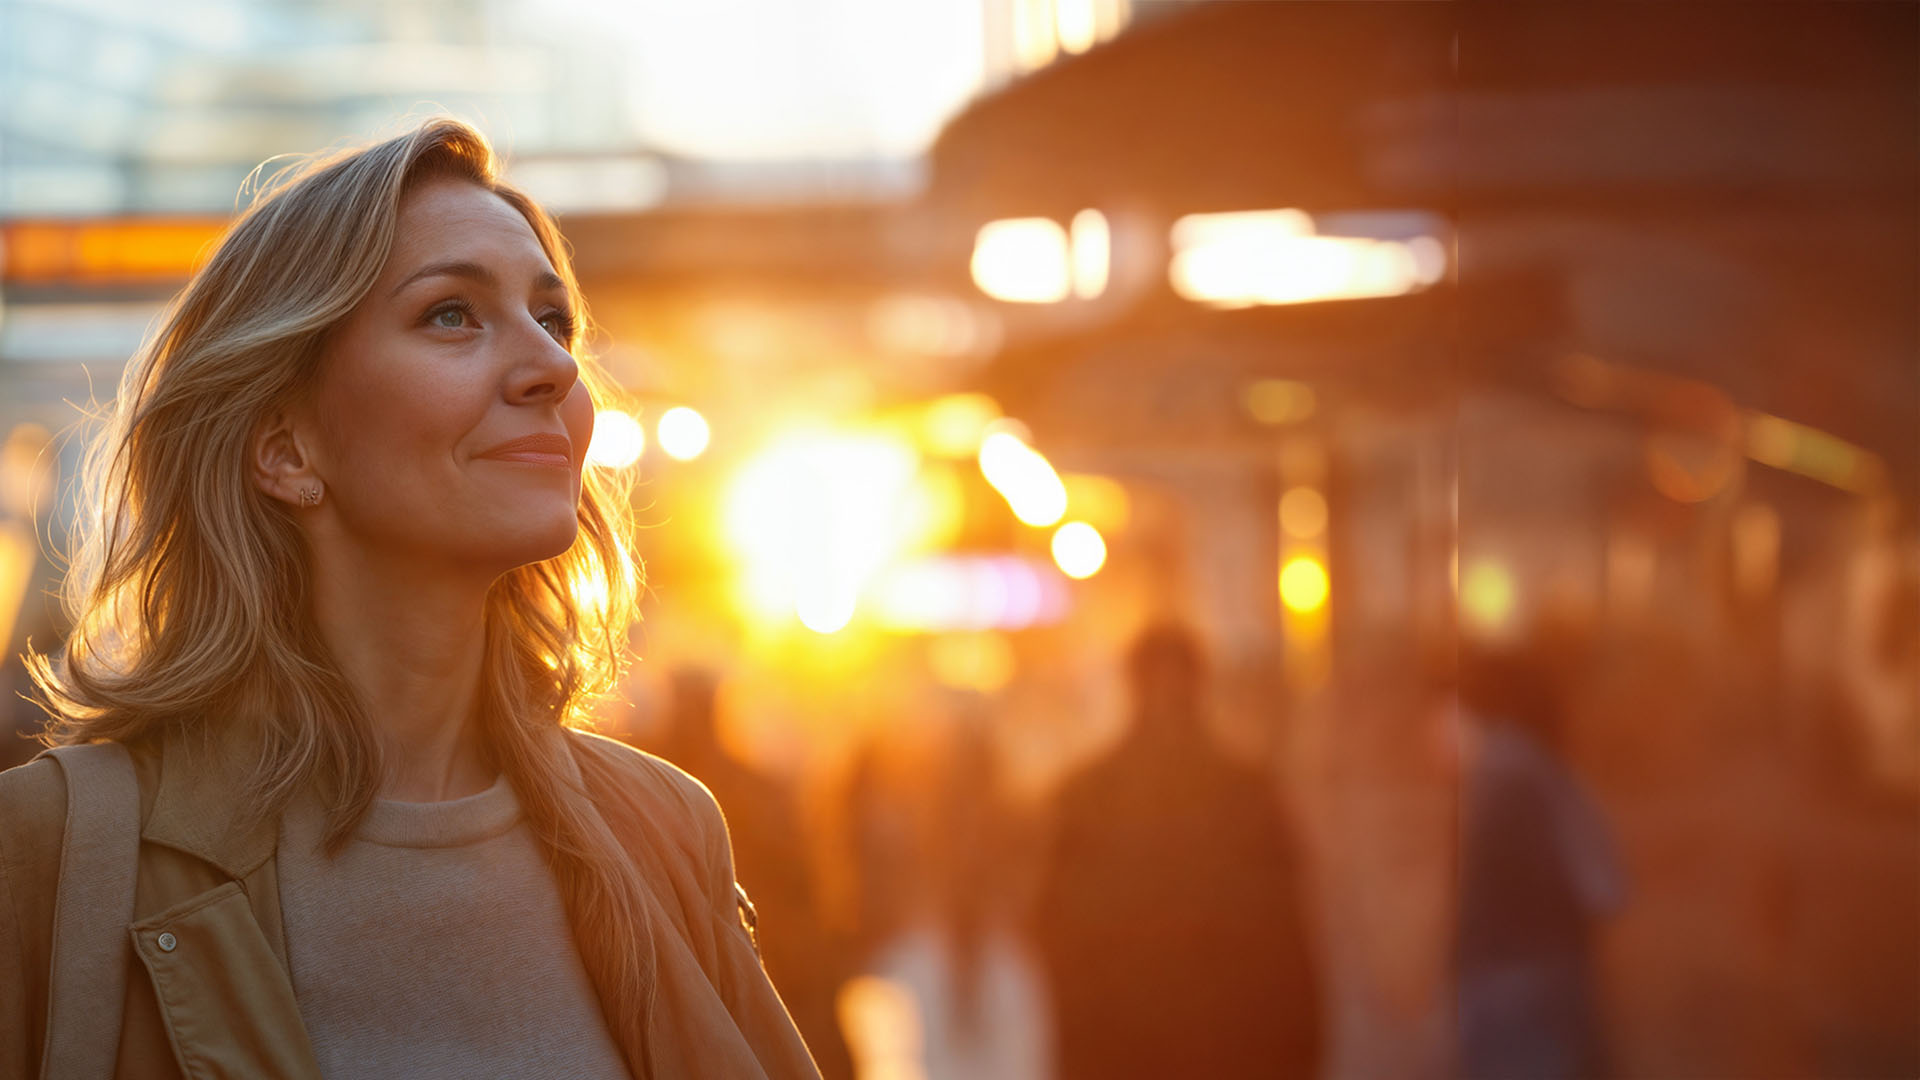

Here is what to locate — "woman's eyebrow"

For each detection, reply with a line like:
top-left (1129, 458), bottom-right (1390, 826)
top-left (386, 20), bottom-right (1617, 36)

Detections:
top-left (388, 259), bottom-right (567, 299)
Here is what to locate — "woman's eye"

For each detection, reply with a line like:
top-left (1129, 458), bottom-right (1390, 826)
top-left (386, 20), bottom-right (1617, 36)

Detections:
top-left (431, 306), bottom-right (470, 329)
top-left (539, 312), bottom-right (573, 342)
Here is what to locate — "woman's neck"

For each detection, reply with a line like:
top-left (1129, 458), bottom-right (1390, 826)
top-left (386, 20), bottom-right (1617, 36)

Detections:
top-left (307, 544), bottom-right (497, 802)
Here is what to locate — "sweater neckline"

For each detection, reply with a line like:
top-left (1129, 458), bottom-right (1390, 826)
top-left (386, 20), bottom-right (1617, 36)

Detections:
top-left (355, 772), bottom-right (520, 848)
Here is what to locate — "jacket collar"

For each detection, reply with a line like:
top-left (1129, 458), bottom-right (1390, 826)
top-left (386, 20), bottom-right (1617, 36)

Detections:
top-left (142, 723), bottom-right (279, 880)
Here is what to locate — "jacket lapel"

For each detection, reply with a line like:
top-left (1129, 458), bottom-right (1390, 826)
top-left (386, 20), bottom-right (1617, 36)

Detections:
top-left (129, 727), bottom-right (321, 1079)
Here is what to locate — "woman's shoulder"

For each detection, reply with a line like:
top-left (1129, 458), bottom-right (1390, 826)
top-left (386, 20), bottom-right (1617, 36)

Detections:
top-left (0, 755), bottom-right (68, 941)
top-left (565, 728), bottom-right (726, 844)
top-left (0, 754), bottom-right (67, 847)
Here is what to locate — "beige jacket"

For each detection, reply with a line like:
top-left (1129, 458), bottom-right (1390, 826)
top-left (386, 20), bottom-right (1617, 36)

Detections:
top-left (0, 727), bottom-right (822, 1080)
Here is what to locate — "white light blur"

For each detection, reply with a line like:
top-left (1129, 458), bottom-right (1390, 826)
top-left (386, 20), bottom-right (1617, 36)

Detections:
top-left (1070, 208), bottom-right (1110, 299)
top-left (586, 409), bottom-right (645, 468)
top-left (971, 218), bottom-right (1071, 303)
top-left (1012, 0), bottom-right (1061, 71)
top-left (1051, 521), bottom-right (1107, 579)
top-left (723, 430), bottom-right (921, 632)
top-left (656, 406), bottom-right (711, 461)
top-left (871, 556), bottom-right (1071, 632)
top-left (610, 0), bottom-right (986, 160)
top-left (1169, 209), bottom-right (1447, 308)
top-left (1055, 0), bottom-right (1099, 55)
top-left (979, 430), bottom-right (1068, 527)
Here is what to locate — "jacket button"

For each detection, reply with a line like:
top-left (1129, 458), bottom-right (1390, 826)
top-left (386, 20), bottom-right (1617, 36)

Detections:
top-left (156, 932), bottom-right (177, 953)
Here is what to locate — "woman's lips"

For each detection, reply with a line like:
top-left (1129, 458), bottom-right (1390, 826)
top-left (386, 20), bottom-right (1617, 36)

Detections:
top-left (476, 433), bottom-right (573, 468)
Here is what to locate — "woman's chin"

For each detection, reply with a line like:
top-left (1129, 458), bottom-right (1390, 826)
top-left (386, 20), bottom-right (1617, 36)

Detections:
top-left (492, 519), bottom-right (581, 571)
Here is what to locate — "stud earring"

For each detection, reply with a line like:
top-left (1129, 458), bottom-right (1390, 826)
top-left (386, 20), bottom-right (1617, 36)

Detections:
top-left (300, 486), bottom-right (321, 507)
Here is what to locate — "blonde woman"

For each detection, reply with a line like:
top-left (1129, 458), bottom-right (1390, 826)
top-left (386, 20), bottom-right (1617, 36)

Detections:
top-left (0, 119), bottom-right (819, 1080)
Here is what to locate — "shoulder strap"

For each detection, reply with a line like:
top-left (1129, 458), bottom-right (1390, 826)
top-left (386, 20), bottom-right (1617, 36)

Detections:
top-left (38, 742), bottom-right (140, 1080)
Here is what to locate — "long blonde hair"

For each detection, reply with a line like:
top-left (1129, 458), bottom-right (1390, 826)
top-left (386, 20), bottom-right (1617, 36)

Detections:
top-left (24, 118), bottom-right (657, 1068)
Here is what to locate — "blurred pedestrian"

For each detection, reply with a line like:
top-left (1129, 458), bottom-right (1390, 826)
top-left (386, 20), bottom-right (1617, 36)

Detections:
top-left (1035, 621), bottom-right (1324, 1079)
top-left (1455, 641), bottom-right (1626, 1080)
top-left (656, 666), bottom-right (854, 1080)
top-left (853, 695), bottom-right (1051, 1080)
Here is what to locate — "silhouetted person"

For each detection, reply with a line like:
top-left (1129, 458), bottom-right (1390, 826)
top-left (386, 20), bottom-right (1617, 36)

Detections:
top-left (1035, 622), bottom-right (1323, 1080)
top-left (1455, 643), bottom-right (1625, 1080)
top-left (655, 667), bottom-right (853, 1080)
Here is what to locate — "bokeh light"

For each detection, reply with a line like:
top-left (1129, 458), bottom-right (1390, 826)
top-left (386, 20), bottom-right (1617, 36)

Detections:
top-left (656, 406), bottom-right (711, 461)
top-left (971, 217), bottom-right (1071, 303)
top-left (585, 409), bottom-right (645, 468)
top-left (1170, 209), bottom-right (1443, 307)
top-left (1279, 555), bottom-right (1330, 613)
top-left (1070, 208), bottom-right (1110, 299)
top-left (1051, 521), bottom-right (1108, 579)
top-left (1460, 560), bottom-right (1518, 635)
top-left (724, 429), bottom-right (920, 631)
top-left (979, 429), bottom-right (1068, 527)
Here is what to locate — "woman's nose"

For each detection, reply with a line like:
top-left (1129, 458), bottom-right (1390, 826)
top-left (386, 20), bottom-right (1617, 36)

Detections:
top-left (507, 319), bottom-right (580, 404)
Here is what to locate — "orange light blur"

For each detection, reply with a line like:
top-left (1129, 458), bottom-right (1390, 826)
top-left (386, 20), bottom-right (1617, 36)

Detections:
top-left (2, 219), bottom-right (227, 284)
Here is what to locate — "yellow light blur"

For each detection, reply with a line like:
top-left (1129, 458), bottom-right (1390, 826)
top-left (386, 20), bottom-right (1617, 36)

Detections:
top-left (1243, 379), bottom-right (1317, 425)
top-left (1055, 0), bottom-right (1099, 54)
top-left (1744, 412), bottom-right (1885, 494)
top-left (979, 430), bottom-right (1068, 526)
top-left (724, 430), bottom-right (921, 631)
top-left (1279, 556), bottom-right (1330, 613)
top-left (837, 976), bottom-right (928, 1080)
top-left (972, 218), bottom-right (1071, 303)
top-left (928, 632), bottom-right (1017, 693)
top-left (1070, 208), bottom-right (1110, 299)
top-left (796, 590), bottom-right (856, 635)
top-left (1170, 209), bottom-right (1444, 307)
top-left (0, 524), bottom-right (33, 654)
top-left (1280, 486), bottom-right (1328, 538)
top-left (1013, 0), bottom-right (1061, 71)
top-left (0, 423), bottom-right (54, 515)
top-left (1061, 473), bottom-right (1130, 533)
top-left (1051, 521), bottom-right (1107, 579)
top-left (586, 409), bottom-right (645, 468)
top-left (920, 393), bottom-right (1004, 458)
top-left (656, 406), bottom-right (711, 461)
top-left (1460, 561), bottom-right (1517, 634)
top-left (902, 462), bottom-right (967, 552)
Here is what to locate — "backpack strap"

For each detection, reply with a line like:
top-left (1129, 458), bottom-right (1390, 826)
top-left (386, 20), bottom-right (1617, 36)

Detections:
top-left (38, 742), bottom-right (140, 1080)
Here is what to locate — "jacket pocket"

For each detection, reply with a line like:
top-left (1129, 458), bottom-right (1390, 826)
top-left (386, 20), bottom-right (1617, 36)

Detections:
top-left (130, 882), bottom-right (320, 1080)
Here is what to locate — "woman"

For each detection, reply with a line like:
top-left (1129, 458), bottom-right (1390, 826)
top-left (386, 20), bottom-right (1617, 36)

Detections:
top-left (0, 119), bottom-right (820, 1079)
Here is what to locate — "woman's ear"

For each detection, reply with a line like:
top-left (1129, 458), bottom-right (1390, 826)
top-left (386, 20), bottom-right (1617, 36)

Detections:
top-left (252, 410), bottom-right (324, 509)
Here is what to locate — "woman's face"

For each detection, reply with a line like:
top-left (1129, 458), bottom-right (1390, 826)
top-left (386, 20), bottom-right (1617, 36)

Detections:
top-left (300, 177), bottom-right (595, 577)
